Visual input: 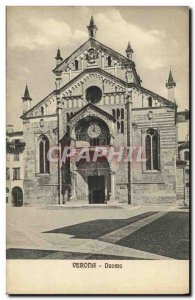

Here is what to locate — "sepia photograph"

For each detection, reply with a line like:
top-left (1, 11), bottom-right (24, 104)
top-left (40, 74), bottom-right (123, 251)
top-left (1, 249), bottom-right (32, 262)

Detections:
top-left (6, 6), bottom-right (190, 294)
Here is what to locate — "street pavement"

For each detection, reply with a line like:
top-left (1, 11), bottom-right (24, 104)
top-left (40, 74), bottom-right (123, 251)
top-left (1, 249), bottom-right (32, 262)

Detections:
top-left (6, 205), bottom-right (189, 260)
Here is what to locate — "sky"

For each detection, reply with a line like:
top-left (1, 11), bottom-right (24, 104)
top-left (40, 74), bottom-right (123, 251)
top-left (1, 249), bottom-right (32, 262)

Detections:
top-left (6, 6), bottom-right (189, 130)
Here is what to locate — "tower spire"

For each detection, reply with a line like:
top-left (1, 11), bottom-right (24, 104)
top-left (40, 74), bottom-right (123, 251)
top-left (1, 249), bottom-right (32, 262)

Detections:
top-left (87, 16), bottom-right (98, 39)
top-left (166, 69), bottom-right (176, 101)
top-left (166, 69), bottom-right (176, 87)
top-left (126, 41), bottom-right (134, 60)
top-left (55, 48), bottom-right (63, 66)
top-left (22, 84), bottom-right (32, 114)
top-left (22, 84), bottom-right (32, 101)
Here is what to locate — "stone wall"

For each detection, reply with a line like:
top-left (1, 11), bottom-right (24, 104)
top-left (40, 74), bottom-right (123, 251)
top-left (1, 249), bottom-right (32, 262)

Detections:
top-left (23, 116), bottom-right (59, 206)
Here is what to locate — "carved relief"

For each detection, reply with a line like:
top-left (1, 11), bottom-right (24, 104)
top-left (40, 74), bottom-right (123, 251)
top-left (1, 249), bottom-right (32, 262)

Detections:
top-left (85, 47), bottom-right (99, 64)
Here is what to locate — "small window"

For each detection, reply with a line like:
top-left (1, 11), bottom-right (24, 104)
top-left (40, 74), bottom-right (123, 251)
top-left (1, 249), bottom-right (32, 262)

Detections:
top-left (184, 151), bottom-right (189, 161)
top-left (66, 125), bottom-right (70, 134)
top-left (14, 153), bottom-right (20, 161)
top-left (148, 97), bottom-right (152, 108)
top-left (6, 187), bottom-right (9, 193)
top-left (66, 113), bottom-right (70, 122)
top-left (41, 106), bottom-right (44, 116)
top-left (121, 108), bottom-right (124, 119)
top-left (121, 121), bottom-right (124, 134)
top-left (112, 109), bottom-right (116, 118)
top-left (13, 168), bottom-right (20, 180)
top-left (116, 109), bottom-right (120, 120)
top-left (75, 60), bottom-right (79, 70)
top-left (108, 56), bottom-right (112, 67)
top-left (117, 121), bottom-right (120, 133)
top-left (6, 168), bottom-right (10, 180)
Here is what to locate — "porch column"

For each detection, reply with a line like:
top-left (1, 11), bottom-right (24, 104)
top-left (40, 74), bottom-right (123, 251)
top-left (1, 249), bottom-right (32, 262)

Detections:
top-left (109, 169), bottom-right (116, 202)
top-left (70, 160), bottom-right (76, 201)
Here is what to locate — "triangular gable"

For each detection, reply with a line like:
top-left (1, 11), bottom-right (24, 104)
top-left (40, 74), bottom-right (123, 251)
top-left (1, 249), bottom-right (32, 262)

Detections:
top-left (20, 67), bottom-right (128, 120)
top-left (130, 83), bottom-right (177, 108)
top-left (20, 91), bottom-right (56, 119)
top-left (70, 102), bottom-right (116, 123)
top-left (53, 38), bottom-right (135, 73)
top-left (21, 70), bottom-right (176, 120)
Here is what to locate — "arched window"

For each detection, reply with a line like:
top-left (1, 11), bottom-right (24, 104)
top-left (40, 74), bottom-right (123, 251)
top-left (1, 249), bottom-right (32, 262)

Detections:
top-left (75, 60), bottom-right (79, 70)
top-left (145, 128), bottom-right (160, 171)
top-left (66, 125), bottom-right (70, 134)
top-left (117, 121), bottom-right (120, 133)
top-left (38, 135), bottom-right (50, 174)
top-left (112, 109), bottom-right (116, 118)
top-left (121, 108), bottom-right (124, 119)
top-left (148, 97), bottom-right (152, 108)
top-left (41, 106), bottom-right (44, 116)
top-left (121, 121), bottom-right (124, 134)
top-left (66, 113), bottom-right (70, 122)
top-left (116, 108), bottom-right (120, 120)
top-left (184, 151), bottom-right (189, 161)
top-left (108, 56), bottom-right (112, 67)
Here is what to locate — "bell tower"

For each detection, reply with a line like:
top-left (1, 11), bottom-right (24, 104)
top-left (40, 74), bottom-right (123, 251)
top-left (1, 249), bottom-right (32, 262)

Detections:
top-left (87, 16), bottom-right (98, 39)
top-left (166, 69), bottom-right (176, 101)
top-left (126, 41), bottom-right (134, 60)
top-left (22, 84), bottom-right (32, 114)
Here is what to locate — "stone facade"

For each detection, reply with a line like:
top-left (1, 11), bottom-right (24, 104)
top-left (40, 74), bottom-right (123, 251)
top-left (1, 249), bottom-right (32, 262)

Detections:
top-left (6, 125), bottom-right (25, 206)
top-left (21, 17), bottom-right (178, 206)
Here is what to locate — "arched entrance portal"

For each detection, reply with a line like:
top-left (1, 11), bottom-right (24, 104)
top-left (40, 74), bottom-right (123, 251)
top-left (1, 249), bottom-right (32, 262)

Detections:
top-left (12, 187), bottom-right (23, 207)
top-left (76, 152), bottom-right (111, 204)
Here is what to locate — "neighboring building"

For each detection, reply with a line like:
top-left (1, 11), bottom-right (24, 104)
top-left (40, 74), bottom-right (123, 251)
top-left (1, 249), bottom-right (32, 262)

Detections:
top-left (20, 17), bottom-right (179, 207)
top-left (176, 110), bottom-right (189, 205)
top-left (6, 125), bottom-right (25, 206)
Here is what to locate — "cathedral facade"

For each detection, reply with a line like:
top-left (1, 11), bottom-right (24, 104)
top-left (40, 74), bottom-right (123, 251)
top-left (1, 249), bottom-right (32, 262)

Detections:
top-left (21, 17), bottom-right (178, 206)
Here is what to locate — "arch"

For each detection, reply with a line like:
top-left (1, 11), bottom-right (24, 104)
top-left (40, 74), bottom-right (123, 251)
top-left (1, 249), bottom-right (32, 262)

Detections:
top-left (76, 151), bottom-right (111, 203)
top-left (145, 128), bottom-right (160, 170)
top-left (75, 116), bottom-right (111, 146)
top-left (12, 187), bottom-right (23, 207)
top-left (38, 135), bottom-right (50, 174)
